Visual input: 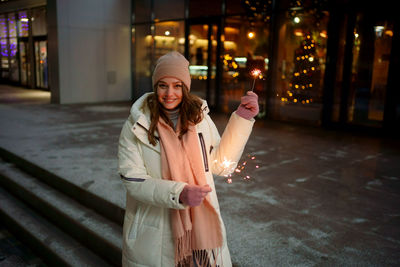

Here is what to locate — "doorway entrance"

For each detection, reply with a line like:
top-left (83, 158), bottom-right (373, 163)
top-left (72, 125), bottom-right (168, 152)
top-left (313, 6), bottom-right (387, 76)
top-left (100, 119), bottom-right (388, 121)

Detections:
top-left (187, 21), bottom-right (220, 109)
top-left (328, 9), bottom-right (396, 130)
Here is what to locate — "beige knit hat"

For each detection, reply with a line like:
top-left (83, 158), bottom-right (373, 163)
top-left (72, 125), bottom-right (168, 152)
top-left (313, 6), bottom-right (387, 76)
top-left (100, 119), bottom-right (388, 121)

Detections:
top-left (152, 51), bottom-right (191, 90)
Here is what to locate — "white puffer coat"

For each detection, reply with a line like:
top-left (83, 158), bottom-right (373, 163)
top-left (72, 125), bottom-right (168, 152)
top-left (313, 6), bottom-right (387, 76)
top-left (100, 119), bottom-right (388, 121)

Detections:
top-left (118, 93), bottom-right (254, 267)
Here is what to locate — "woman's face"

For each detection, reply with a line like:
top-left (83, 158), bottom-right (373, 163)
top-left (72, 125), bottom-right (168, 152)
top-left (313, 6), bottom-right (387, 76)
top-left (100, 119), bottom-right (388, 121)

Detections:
top-left (157, 77), bottom-right (183, 110)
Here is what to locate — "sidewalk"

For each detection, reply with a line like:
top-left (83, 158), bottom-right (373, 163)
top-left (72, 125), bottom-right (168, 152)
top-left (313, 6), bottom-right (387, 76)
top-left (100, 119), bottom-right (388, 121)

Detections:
top-left (0, 84), bottom-right (399, 266)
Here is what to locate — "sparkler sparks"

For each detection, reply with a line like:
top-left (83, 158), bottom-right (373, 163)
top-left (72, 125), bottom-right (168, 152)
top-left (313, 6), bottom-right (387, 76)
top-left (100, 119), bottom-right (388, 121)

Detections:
top-left (250, 68), bottom-right (262, 91)
top-left (222, 154), bottom-right (259, 184)
top-left (219, 158), bottom-right (237, 174)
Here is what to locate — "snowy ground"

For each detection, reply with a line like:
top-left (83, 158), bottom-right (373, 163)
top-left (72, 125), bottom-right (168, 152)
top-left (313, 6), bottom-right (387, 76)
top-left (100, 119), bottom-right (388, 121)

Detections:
top-left (0, 85), bottom-right (400, 266)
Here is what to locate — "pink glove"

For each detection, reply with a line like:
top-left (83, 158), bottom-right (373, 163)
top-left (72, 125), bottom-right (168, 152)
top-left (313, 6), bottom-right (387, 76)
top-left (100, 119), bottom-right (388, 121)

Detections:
top-left (179, 184), bottom-right (212, 207)
top-left (236, 91), bottom-right (259, 120)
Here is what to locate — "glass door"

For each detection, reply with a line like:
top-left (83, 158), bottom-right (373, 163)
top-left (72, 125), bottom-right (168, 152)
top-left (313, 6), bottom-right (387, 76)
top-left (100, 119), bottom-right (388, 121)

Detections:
top-left (348, 16), bottom-right (393, 126)
top-left (332, 11), bottom-right (394, 128)
top-left (19, 38), bottom-right (30, 86)
top-left (188, 23), bottom-right (218, 108)
top-left (34, 39), bottom-right (48, 89)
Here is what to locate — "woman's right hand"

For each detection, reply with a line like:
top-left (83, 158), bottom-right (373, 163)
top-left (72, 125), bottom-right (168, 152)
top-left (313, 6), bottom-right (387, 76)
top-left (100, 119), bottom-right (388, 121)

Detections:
top-left (179, 184), bottom-right (212, 207)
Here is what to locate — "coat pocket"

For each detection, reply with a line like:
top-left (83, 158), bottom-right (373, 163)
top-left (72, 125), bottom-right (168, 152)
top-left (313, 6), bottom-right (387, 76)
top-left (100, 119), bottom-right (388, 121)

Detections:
top-left (126, 206), bottom-right (141, 240)
top-left (198, 132), bottom-right (209, 172)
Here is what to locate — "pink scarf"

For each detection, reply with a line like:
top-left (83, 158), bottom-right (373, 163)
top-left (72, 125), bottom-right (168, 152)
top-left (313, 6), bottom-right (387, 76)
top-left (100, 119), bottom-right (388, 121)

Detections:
top-left (157, 118), bottom-right (223, 266)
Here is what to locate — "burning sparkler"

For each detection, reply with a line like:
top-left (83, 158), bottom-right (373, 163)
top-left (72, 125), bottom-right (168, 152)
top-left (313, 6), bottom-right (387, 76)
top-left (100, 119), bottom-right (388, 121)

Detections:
top-left (250, 68), bottom-right (262, 91)
top-left (222, 154), bottom-right (259, 183)
top-left (218, 158), bottom-right (237, 175)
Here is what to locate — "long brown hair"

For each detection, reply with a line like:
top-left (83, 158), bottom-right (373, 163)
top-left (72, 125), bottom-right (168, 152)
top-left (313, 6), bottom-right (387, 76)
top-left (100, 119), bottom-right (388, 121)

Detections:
top-left (146, 83), bottom-right (204, 146)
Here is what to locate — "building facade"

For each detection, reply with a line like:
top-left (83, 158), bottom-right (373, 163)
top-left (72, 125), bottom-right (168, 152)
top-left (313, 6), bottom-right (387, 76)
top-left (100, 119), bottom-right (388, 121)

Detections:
top-left (0, 0), bottom-right (131, 104)
top-left (131, 0), bottom-right (399, 134)
top-left (0, 0), bottom-right (399, 134)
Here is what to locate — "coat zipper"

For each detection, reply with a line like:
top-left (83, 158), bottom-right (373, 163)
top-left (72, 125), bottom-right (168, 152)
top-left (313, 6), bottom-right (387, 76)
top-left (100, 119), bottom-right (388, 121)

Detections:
top-left (136, 122), bottom-right (159, 141)
top-left (198, 133), bottom-right (209, 172)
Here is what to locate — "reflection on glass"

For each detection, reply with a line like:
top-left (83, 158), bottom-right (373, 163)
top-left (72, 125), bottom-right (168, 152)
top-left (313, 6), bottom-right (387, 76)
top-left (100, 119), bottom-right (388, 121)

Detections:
top-left (9, 37), bottom-right (19, 81)
top-left (221, 16), bottom-right (270, 115)
top-left (0, 15), bottom-right (6, 38)
top-left (19, 41), bottom-right (28, 85)
top-left (348, 16), bottom-right (393, 126)
top-left (18, 11), bottom-right (29, 37)
top-left (35, 40), bottom-right (48, 88)
top-left (32, 7), bottom-right (47, 36)
top-left (0, 14), bottom-right (8, 77)
top-left (8, 13), bottom-right (17, 37)
top-left (133, 24), bottom-right (152, 98)
top-left (188, 24), bottom-right (217, 104)
top-left (272, 9), bottom-right (329, 125)
top-left (154, 21), bottom-right (185, 59)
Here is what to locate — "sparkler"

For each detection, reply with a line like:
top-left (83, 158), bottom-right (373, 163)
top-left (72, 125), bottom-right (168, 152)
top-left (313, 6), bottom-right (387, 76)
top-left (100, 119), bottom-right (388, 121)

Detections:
top-left (250, 68), bottom-right (262, 91)
top-left (221, 154), bottom-right (259, 183)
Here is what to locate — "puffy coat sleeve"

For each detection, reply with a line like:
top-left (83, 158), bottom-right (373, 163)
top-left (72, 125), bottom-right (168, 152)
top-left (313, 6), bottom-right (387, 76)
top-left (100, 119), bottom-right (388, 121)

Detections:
top-left (208, 111), bottom-right (255, 176)
top-left (118, 119), bottom-right (187, 210)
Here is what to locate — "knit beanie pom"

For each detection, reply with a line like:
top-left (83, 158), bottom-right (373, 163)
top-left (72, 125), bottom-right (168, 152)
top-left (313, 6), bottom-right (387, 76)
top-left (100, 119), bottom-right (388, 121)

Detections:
top-left (152, 51), bottom-right (191, 91)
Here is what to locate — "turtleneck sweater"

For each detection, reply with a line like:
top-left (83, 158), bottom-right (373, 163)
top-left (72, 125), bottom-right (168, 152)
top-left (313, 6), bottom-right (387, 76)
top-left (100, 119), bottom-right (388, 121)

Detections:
top-left (163, 107), bottom-right (180, 130)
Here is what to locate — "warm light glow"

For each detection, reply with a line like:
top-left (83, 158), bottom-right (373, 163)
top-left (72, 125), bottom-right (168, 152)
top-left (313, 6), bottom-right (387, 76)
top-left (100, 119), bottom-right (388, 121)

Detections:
top-left (320, 30), bottom-right (328, 38)
top-left (20, 18), bottom-right (29, 22)
top-left (385, 30), bottom-right (393, 37)
top-left (251, 68), bottom-right (262, 78)
top-left (294, 29), bottom-right (303, 36)
top-left (164, 30), bottom-right (170, 36)
top-left (248, 32), bottom-right (255, 39)
top-left (294, 17), bottom-right (300, 23)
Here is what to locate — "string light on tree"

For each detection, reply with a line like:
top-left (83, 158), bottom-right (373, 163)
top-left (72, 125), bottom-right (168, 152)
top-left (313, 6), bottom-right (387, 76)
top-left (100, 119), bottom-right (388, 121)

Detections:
top-left (283, 34), bottom-right (321, 105)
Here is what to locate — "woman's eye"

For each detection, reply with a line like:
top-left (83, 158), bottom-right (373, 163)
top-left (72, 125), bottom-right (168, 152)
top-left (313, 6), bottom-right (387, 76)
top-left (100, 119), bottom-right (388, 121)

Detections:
top-left (175, 84), bottom-right (182, 88)
top-left (159, 84), bottom-right (168, 89)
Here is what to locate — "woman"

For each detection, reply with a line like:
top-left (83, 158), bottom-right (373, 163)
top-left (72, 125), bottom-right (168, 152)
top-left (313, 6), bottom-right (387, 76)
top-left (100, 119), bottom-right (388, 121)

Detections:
top-left (118, 51), bottom-right (258, 267)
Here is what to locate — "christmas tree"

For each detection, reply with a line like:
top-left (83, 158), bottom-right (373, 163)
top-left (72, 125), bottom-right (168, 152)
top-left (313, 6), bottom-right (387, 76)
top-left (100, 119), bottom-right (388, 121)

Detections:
top-left (283, 34), bottom-right (320, 104)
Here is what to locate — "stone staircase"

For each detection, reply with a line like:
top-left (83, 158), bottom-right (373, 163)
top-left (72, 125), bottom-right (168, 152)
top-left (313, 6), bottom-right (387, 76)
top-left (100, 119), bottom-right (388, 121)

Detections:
top-left (0, 148), bottom-right (124, 266)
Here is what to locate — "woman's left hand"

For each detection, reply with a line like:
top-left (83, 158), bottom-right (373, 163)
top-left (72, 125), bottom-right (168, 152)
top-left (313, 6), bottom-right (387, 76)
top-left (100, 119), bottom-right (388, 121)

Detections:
top-left (236, 91), bottom-right (259, 120)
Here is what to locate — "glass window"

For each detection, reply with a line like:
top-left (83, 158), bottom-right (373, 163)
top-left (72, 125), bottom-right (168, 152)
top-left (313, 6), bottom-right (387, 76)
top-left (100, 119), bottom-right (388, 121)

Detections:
top-left (331, 15), bottom-right (348, 122)
top-left (133, 0), bottom-right (151, 23)
top-left (226, 0), bottom-right (246, 15)
top-left (7, 13), bottom-right (17, 37)
top-left (133, 24), bottom-right (153, 98)
top-left (154, 21), bottom-right (185, 60)
top-left (32, 7), bottom-right (47, 36)
top-left (0, 14), bottom-right (7, 38)
top-left (154, 0), bottom-right (184, 21)
top-left (18, 11), bottom-right (29, 37)
top-left (19, 41), bottom-right (29, 85)
top-left (189, 0), bottom-right (222, 18)
top-left (9, 37), bottom-right (19, 82)
top-left (0, 15), bottom-right (7, 74)
top-left (348, 16), bottom-right (393, 126)
top-left (1, 38), bottom-right (8, 70)
top-left (220, 16), bottom-right (270, 115)
top-left (35, 40), bottom-right (48, 88)
top-left (188, 24), bottom-right (218, 104)
top-left (271, 7), bottom-right (329, 125)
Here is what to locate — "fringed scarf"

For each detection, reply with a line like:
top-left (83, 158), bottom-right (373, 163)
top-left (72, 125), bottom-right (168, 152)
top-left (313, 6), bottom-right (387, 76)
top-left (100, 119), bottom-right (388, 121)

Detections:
top-left (157, 117), bottom-right (223, 267)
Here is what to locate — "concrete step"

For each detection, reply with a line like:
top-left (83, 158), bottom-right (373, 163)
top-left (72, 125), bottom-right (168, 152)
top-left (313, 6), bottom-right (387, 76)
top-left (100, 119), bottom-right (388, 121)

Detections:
top-left (0, 158), bottom-right (122, 266)
top-left (0, 186), bottom-right (112, 267)
top-left (0, 147), bottom-right (124, 226)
